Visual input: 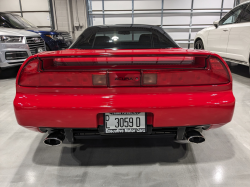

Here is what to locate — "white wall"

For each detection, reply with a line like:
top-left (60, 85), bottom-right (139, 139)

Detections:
top-left (54, 0), bottom-right (69, 31)
top-left (53, 0), bottom-right (88, 39)
top-left (135, 0), bottom-right (161, 9)
top-left (72, 0), bottom-right (88, 38)
top-left (224, 0), bottom-right (236, 8)
top-left (105, 0), bottom-right (132, 10)
top-left (163, 0), bottom-right (192, 9)
top-left (0, 0), bottom-right (20, 12)
top-left (0, 0), bottom-right (50, 27)
top-left (21, 0), bottom-right (49, 11)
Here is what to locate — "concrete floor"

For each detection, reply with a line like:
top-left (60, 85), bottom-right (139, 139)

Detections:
top-left (0, 65), bottom-right (250, 187)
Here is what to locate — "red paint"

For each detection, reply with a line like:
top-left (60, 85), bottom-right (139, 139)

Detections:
top-left (14, 48), bottom-right (235, 132)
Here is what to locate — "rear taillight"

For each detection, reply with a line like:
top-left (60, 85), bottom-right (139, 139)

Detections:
top-left (18, 58), bottom-right (107, 87)
top-left (142, 56), bottom-right (230, 86)
top-left (208, 56), bottom-right (230, 84)
top-left (19, 59), bottom-right (40, 87)
top-left (18, 55), bottom-right (230, 87)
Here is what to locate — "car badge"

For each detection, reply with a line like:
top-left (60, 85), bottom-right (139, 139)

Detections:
top-left (115, 77), bottom-right (139, 81)
top-left (32, 38), bottom-right (41, 43)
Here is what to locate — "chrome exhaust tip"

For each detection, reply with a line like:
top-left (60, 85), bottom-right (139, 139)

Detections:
top-left (186, 130), bottom-right (205, 144)
top-left (44, 132), bottom-right (65, 146)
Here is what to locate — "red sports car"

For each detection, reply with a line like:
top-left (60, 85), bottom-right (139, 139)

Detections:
top-left (14, 25), bottom-right (235, 146)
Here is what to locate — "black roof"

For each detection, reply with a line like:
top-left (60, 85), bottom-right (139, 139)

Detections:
top-left (85, 24), bottom-right (168, 35)
top-left (90, 24), bottom-right (161, 28)
top-left (87, 24), bottom-right (165, 32)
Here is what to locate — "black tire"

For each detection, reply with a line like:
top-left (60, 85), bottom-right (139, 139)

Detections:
top-left (194, 40), bottom-right (204, 50)
top-left (249, 57), bottom-right (250, 76)
top-left (249, 63), bottom-right (250, 77)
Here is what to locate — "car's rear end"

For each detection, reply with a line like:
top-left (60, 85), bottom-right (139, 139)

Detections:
top-left (14, 48), bottom-right (235, 145)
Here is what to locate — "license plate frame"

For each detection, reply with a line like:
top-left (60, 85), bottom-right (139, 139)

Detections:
top-left (104, 112), bottom-right (147, 134)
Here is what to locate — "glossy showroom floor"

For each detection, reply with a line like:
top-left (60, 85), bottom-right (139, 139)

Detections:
top-left (0, 65), bottom-right (250, 187)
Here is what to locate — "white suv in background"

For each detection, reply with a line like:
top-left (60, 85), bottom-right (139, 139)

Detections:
top-left (0, 27), bottom-right (45, 75)
top-left (194, 1), bottom-right (250, 73)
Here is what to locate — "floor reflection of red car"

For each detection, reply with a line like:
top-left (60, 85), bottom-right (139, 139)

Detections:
top-left (14, 25), bottom-right (235, 146)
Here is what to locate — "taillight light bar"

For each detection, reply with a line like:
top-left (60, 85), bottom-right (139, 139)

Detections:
top-left (18, 56), bottom-right (231, 87)
top-left (41, 56), bottom-right (206, 70)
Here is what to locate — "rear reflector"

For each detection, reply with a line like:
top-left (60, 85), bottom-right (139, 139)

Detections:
top-left (92, 74), bottom-right (107, 86)
top-left (143, 74), bottom-right (157, 85)
top-left (208, 56), bottom-right (230, 84)
top-left (18, 55), bottom-right (230, 87)
top-left (19, 59), bottom-right (39, 87)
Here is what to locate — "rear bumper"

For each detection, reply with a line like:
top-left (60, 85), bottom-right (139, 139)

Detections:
top-left (14, 89), bottom-right (235, 132)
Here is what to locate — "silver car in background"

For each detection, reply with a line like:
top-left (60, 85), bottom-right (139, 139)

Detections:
top-left (0, 27), bottom-right (45, 72)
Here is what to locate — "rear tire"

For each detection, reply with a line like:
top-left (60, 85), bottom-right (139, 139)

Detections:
top-left (249, 62), bottom-right (250, 77)
top-left (248, 56), bottom-right (250, 77)
top-left (0, 68), bottom-right (2, 78)
top-left (194, 40), bottom-right (204, 50)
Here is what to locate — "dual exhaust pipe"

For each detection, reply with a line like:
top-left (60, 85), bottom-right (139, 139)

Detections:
top-left (185, 130), bottom-right (205, 144)
top-left (44, 131), bottom-right (65, 146)
top-left (43, 129), bottom-right (205, 146)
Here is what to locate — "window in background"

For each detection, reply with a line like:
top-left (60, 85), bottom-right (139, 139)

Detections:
top-left (239, 4), bottom-right (250, 23)
top-left (222, 9), bottom-right (243, 24)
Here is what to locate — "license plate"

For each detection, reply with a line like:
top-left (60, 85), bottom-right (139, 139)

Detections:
top-left (104, 112), bottom-right (146, 134)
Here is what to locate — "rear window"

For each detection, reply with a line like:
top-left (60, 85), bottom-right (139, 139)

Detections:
top-left (71, 27), bottom-right (179, 49)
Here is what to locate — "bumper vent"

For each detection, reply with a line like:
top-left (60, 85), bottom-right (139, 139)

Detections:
top-left (26, 37), bottom-right (46, 55)
top-left (5, 51), bottom-right (28, 60)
